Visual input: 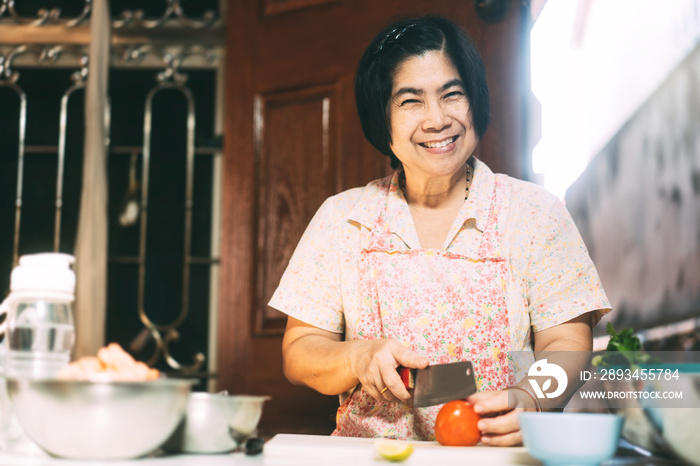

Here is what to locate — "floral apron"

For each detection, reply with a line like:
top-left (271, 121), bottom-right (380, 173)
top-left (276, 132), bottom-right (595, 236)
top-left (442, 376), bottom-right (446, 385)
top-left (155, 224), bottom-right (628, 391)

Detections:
top-left (334, 174), bottom-right (515, 440)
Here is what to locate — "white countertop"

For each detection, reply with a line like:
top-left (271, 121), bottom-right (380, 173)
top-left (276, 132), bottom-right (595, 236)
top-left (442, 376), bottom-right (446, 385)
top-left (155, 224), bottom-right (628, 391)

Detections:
top-left (0, 446), bottom-right (262, 466)
top-left (0, 434), bottom-right (681, 466)
top-left (0, 433), bottom-right (537, 466)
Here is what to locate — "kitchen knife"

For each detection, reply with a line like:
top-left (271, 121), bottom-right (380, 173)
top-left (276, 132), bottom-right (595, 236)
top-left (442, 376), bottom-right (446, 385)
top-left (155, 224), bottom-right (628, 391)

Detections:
top-left (398, 361), bottom-right (477, 408)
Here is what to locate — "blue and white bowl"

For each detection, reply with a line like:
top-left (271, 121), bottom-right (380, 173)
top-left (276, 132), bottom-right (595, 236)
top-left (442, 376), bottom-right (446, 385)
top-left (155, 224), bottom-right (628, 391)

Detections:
top-left (519, 412), bottom-right (623, 466)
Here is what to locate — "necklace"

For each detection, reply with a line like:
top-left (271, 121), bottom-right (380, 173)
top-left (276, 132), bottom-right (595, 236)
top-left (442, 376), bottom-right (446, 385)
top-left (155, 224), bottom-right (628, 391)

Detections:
top-left (399, 159), bottom-right (474, 201)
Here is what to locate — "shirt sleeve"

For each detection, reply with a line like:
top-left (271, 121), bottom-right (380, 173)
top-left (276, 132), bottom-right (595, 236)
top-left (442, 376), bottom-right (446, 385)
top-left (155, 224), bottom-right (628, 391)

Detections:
top-left (525, 191), bottom-right (611, 332)
top-left (268, 197), bottom-right (345, 333)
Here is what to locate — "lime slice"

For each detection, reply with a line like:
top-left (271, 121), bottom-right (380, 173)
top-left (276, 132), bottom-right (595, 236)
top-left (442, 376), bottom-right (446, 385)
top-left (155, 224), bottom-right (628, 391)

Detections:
top-left (374, 439), bottom-right (414, 462)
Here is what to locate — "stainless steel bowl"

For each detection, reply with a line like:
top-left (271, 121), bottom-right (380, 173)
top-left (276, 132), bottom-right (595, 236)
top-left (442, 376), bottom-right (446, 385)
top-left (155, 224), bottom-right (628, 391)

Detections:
top-left (162, 392), bottom-right (270, 454)
top-left (6, 378), bottom-right (194, 460)
top-left (605, 363), bottom-right (700, 465)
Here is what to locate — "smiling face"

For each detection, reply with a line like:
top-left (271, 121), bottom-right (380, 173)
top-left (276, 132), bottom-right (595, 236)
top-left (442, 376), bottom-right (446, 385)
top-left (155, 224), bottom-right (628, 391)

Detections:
top-left (388, 50), bottom-right (478, 181)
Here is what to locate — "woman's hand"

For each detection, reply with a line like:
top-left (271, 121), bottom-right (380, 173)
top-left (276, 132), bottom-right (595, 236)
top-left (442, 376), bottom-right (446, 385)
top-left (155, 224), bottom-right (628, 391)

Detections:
top-left (463, 313), bottom-right (597, 446)
top-left (282, 317), bottom-right (428, 403)
top-left (350, 339), bottom-right (429, 403)
top-left (467, 389), bottom-right (537, 446)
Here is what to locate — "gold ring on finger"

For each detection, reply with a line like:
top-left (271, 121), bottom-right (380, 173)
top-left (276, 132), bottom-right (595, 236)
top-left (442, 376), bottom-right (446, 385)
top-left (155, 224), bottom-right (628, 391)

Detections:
top-left (380, 387), bottom-right (389, 394)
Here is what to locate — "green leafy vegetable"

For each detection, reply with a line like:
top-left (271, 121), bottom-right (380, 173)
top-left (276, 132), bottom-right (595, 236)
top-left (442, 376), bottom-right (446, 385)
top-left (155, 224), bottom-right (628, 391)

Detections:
top-left (604, 322), bottom-right (642, 352)
top-left (591, 323), bottom-right (653, 367)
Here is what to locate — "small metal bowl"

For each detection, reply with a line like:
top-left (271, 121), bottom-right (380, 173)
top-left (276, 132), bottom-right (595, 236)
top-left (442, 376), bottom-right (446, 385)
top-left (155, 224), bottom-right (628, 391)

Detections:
top-left (7, 377), bottom-right (193, 460)
top-left (163, 392), bottom-right (270, 454)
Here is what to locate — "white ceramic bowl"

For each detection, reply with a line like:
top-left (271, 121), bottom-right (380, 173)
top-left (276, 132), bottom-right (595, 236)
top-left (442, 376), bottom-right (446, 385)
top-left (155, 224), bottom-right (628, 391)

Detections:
top-left (162, 392), bottom-right (270, 453)
top-left (519, 412), bottom-right (623, 466)
top-left (7, 378), bottom-right (193, 460)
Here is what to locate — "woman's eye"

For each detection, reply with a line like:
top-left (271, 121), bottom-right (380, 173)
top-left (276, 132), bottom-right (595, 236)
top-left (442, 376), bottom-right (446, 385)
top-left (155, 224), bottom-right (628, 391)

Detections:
top-left (400, 99), bottom-right (420, 106)
top-left (444, 91), bottom-right (464, 99)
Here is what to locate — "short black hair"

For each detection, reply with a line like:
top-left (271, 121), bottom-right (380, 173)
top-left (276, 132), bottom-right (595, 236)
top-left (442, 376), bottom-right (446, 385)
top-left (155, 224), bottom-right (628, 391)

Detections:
top-left (354, 16), bottom-right (490, 169)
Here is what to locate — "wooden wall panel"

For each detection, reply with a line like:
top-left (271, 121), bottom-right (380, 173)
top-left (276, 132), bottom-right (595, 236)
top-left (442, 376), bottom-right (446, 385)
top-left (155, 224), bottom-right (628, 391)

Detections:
top-left (254, 84), bottom-right (339, 334)
top-left (262, 0), bottom-right (341, 17)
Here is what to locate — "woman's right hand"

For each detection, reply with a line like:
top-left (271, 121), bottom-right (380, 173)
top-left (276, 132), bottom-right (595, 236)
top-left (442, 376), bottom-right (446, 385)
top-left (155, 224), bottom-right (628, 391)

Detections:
top-left (349, 339), bottom-right (429, 404)
top-left (282, 317), bottom-right (427, 404)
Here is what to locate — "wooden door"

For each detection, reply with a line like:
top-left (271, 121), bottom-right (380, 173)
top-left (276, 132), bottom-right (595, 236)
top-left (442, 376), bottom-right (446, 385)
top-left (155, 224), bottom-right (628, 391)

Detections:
top-left (219, 0), bottom-right (530, 435)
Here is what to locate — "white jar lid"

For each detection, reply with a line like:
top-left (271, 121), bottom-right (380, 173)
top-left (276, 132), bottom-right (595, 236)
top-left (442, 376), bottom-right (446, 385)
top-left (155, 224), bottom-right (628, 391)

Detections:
top-left (11, 253), bottom-right (76, 296)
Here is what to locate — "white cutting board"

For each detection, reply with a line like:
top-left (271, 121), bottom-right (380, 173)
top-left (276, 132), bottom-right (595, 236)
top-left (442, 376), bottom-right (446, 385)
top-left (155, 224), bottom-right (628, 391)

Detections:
top-left (263, 434), bottom-right (541, 466)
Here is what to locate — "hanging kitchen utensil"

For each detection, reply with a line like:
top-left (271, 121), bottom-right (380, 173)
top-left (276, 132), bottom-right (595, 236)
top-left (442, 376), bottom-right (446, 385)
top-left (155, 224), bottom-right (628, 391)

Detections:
top-left (118, 151), bottom-right (140, 227)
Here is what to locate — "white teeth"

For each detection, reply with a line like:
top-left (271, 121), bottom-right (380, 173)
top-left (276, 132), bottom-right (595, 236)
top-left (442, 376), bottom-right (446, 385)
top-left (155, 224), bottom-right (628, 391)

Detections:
top-left (423, 137), bottom-right (455, 148)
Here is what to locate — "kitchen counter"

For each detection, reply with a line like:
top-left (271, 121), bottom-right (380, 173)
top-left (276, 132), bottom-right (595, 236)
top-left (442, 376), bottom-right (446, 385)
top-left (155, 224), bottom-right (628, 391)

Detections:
top-left (0, 451), bottom-right (260, 466)
top-left (0, 434), bottom-right (684, 466)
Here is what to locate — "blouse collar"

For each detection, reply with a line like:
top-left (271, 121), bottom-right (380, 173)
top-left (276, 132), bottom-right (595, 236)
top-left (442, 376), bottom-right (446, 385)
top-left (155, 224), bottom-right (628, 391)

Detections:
top-left (347, 157), bottom-right (496, 247)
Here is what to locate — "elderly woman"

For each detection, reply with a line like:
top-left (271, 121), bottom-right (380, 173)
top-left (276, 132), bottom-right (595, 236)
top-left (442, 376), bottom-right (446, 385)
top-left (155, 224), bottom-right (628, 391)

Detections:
top-left (269, 16), bottom-right (610, 445)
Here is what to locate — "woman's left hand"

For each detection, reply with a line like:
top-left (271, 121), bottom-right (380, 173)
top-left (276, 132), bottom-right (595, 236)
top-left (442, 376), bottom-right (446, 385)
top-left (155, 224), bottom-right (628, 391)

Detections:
top-left (466, 390), bottom-right (523, 446)
top-left (466, 313), bottom-right (596, 446)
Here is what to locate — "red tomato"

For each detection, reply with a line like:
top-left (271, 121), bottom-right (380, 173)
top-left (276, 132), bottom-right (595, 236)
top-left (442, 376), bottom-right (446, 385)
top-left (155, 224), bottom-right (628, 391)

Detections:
top-left (434, 400), bottom-right (481, 446)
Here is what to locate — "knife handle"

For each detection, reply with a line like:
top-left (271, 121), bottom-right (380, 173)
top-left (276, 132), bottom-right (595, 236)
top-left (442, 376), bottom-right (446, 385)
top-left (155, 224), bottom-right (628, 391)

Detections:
top-left (397, 366), bottom-right (415, 389)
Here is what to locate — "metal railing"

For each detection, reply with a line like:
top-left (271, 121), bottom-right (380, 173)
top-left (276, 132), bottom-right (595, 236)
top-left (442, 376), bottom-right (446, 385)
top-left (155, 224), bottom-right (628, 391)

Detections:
top-left (0, 0), bottom-right (218, 29)
top-left (0, 0), bottom-right (223, 378)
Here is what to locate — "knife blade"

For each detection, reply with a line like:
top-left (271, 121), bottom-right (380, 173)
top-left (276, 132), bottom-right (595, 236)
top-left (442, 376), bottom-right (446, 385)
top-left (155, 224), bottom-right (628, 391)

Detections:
top-left (398, 361), bottom-right (477, 408)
